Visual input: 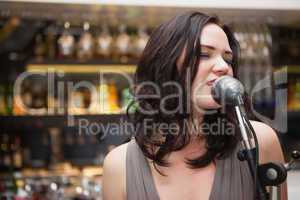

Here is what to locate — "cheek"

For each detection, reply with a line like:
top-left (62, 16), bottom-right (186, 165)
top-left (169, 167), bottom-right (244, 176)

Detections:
top-left (193, 62), bottom-right (211, 84)
top-left (191, 62), bottom-right (212, 97)
top-left (191, 84), bottom-right (220, 110)
top-left (191, 79), bottom-right (211, 106)
top-left (191, 82), bottom-right (210, 100)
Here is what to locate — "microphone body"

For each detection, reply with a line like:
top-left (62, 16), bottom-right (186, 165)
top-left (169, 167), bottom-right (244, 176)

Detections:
top-left (211, 76), bottom-right (291, 200)
top-left (211, 75), bottom-right (252, 148)
top-left (211, 76), bottom-right (269, 199)
top-left (211, 75), bottom-right (245, 106)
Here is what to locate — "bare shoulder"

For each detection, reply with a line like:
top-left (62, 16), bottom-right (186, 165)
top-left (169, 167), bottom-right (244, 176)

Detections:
top-left (102, 142), bottom-right (129, 200)
top-left (249, 121), bottom-right (288, 199)
top-left (103, 142), bottom-right (128, 169)
top-left (249, 120), bottom-right (285, 164)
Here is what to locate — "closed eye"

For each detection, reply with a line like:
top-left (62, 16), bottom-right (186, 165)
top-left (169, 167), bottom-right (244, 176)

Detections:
top-left (224, 59), bottom-right (233, 65)
top-left (199, 53), bottom-right (210, 59)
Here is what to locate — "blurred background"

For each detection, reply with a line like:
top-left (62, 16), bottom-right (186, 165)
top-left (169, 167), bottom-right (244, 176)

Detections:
top-left (0, 0), bottom-right (299, 199)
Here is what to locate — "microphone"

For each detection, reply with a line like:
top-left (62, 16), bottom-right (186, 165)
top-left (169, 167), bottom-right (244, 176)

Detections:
top-left (211, 75), bottom-right (289, 199)
top-left (211, 75), bottom-right (245, 106)
top-left (211, 76), bottom-right (263, 198)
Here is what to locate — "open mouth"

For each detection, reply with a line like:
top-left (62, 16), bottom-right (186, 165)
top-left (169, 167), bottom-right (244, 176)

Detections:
top-left (206, 79), bottom-right (216, 86)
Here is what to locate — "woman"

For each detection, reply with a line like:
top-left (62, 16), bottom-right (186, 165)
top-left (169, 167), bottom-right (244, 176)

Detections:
top-left (103, 12), bottom-right (287, 200)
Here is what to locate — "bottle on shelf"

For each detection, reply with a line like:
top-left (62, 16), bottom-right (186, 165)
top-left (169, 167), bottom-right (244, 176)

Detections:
top-left (0, 135), bottom-right (3, 168)
top-left (30, 81), bottom-right (47, 115)
top-left (1, 134), bottom-right (11, 169)
top-left (68, 88), bottom-right (86, 115)
top-left (0, 84), bottom-right (7, 115)
top-left (47, 93), bottom-right (57, 116)
top-left (13, 93), bottom-right (27, 116)
top-left (21, 146), bottom-right (31, 168)
top-left (34, 33), bottom-right (46, 62)
top-left (0, 134), bottom-right (7, 169)
top-left (293, 78), bottom-right (300, 110)
top-left (121, 87), bottom-right (136, 113)
top-left (132, 26), bottom-right (149, 59)
top-left (57, 22), bottom-right (75, 59)
top-left (288, 77), bottom-right (300, 111)
top-left (12, 135), bottom-right (23, 169)
top-left (88, 81), bottom-right (100, 114)
top-left (45, 25), bottom-right (57, 59)
top-left (95, 25), bottom-right (113, 59)
top-left (15, 179), bottom-right (28, 199)
top-left (113, 24), bottom-right (131, 63)
top-left (13, 78), bottom-right (32, 116)
top-left (288, 78), bottom-right (294, 111)
top-left (98, 79), bottom-right (109, 114)
top-left (107, 79), bottom-right (120, 113)
top-left (77, 22), bottom-right (94, 61)
top-left (49, 127), bottom-right (62, 165)
top-left (6, 83), bottom-right (14, 116)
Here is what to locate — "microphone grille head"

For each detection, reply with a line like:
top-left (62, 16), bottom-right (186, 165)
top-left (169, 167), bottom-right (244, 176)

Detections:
top-left (211, 75), bottom-right (245, 106)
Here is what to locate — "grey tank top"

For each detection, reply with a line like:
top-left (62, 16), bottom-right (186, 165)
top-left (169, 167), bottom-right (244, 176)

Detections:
top-left (126, 139), bottom-right (254, 200)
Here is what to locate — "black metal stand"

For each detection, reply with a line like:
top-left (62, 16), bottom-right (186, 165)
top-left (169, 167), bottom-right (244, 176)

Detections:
top-left (234, 103), bottom-right (268, 199)
top-left (238, 148), bottom-right (269, 200)
top-left (238, 148), bottom-right (300, 200)
top-left (234, 101), bottom-right (300, 200)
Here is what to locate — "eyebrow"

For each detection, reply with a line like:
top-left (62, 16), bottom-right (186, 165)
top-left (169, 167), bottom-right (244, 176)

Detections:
top-left (200, 44), bottom-right (233, 55)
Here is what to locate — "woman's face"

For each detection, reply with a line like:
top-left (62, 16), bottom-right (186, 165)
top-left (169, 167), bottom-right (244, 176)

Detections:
top-left (191, 23), bottom-right (234, 112)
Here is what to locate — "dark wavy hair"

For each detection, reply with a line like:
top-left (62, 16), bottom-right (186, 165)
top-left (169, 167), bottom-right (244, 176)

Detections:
top-left (128, 11), bottom-right (253, 171)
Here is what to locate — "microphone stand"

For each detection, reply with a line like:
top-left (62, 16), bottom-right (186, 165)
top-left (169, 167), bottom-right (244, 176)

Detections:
top-left (235, 106), bottom-right (269, 200)
top-left (212, 75), bottom-right (299, 199)
top-left (234, 101), bottom-right (269, 200)
top-left (233, 95), bottom-right (300, 200)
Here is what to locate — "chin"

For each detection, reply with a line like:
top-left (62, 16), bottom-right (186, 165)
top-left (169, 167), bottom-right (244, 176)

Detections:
top-left (194, 97), bottom-right (221, 112)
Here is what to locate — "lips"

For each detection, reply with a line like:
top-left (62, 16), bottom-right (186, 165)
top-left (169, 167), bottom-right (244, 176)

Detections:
top-left (206, 79), bottom-right (217, 86)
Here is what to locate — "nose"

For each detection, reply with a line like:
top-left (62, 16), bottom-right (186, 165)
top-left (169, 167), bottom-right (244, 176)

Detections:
top-left (212, 56), bottom-right (230, 75)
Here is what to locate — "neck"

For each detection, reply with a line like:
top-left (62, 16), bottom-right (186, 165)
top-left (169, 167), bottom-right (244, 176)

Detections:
top-left (150, 111), bottom-right (209, 168)
top-left (165, 110), bottom-right (208, 163)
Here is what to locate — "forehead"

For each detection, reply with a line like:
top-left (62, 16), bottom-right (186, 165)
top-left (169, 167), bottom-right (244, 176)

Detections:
top-left (200, 23), bottom-right (231, 51)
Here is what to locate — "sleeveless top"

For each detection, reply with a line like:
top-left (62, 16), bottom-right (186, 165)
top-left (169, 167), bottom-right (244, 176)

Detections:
top-left (126, 139), bottom-right (254, 200)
